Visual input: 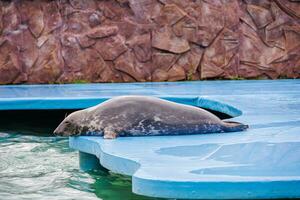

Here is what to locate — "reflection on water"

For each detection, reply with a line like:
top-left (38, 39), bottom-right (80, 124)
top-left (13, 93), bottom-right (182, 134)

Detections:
top-left (91, 171), bottom-right (154, 200)
top-left (0, 132), bottom-right (159, 200)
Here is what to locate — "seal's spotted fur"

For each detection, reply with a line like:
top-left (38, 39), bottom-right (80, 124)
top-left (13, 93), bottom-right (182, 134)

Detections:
top-left (54, 96), bottom-right (248, 139)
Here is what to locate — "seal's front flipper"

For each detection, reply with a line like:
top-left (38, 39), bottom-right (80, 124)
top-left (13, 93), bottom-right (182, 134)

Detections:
top-left (223, 121), bottom-right (249, 132)
top-left (103, 127), bottom-right (117, 139)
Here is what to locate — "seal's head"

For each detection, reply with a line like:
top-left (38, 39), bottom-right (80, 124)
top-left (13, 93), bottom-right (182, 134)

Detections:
top-left (53, 111), bottom-right (83, 136)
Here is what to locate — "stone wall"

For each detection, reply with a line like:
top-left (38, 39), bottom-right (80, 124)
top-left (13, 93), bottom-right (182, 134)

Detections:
top-left (0, 0), bottom-right (299, 84)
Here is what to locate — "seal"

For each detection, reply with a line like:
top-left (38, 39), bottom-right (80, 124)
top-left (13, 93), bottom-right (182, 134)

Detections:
top-left (53, 96), bottom-right (248, 139)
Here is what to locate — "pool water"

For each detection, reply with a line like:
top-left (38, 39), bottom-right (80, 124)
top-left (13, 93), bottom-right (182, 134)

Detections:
top-left (0, 111), bottom-right (161, 200)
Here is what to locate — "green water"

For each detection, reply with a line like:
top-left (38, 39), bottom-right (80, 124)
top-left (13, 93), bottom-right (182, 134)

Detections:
top-left (0, 111), bottom-right (161, 200)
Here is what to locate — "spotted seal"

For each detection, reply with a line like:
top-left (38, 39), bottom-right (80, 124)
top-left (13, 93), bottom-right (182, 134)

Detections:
top-left (53, 96), bottom-right (248, 139)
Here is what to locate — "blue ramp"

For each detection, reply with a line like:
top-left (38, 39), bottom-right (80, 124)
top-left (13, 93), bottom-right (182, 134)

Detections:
top-left (0, 81), bottom-right (243, 118)
top-left (69, 80), bottom-right (300, 199)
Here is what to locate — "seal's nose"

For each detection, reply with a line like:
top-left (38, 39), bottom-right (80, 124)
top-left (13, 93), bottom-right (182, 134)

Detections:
top-left (53, 127), bottom-right (61, 136)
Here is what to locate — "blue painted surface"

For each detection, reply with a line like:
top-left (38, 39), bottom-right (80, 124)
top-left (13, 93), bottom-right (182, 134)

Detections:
top-left (0, 81), bottom-right (244, 118)
top-left (69, 80), bottom-right (300, 199)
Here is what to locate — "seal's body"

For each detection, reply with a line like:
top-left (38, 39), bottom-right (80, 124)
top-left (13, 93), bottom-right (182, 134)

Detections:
top-left (53, 96), bottom-right (248, 139)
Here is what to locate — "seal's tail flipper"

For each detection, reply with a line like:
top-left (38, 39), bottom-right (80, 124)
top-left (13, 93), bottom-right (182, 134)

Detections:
top-left (223, 121), bottom-right (249, 132)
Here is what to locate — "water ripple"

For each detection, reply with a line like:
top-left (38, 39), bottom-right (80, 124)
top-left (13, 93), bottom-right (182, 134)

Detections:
top-left (0, 132), bottom-right (160, 200)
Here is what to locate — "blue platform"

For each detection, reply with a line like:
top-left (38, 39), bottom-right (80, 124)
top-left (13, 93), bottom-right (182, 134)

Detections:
top-left (69, 80), bottom-right (300, 199)
top-left (0, 81), bottom-right (245, 118)
top-left (1, 80), bottom-right (300, 198)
